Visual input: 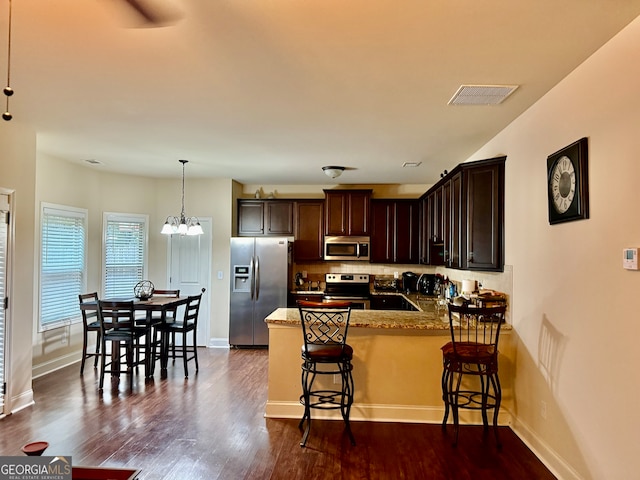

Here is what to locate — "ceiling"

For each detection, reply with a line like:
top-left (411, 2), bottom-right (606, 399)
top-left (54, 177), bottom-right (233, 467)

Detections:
top-left (3, 0), bottom-right (640, 185)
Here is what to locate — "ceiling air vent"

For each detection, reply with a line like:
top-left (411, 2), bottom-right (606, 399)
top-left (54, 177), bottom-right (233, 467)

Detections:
top-left (448, 85), bottom-right (519, 105)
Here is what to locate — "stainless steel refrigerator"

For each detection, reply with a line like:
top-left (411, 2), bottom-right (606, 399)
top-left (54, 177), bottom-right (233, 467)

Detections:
top-left (229, 237), bottom-right (292, 346)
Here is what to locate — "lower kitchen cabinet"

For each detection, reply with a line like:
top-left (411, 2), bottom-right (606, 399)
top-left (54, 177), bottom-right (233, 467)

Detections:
top-left (370, 294), bottom-right (403, 310)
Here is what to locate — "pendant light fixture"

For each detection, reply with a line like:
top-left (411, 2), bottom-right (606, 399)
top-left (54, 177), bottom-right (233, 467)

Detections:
top-left (161, 160), bottom-right (203, 236)
top-left (3, 0), bottom-right (14, 121)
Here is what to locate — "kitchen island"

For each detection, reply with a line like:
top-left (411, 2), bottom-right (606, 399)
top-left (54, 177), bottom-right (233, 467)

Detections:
top-left (264, 304), bottom-right (514, 425)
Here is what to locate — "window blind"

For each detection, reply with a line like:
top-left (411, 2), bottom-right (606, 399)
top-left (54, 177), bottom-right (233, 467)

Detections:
top-left (40, 205), bottom-right (87, 331)
top-left (104, 214), bottom-right (147, 299)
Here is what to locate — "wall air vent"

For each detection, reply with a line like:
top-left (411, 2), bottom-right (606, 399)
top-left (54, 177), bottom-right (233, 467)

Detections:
top-left (448, 85), bottom-right (519, 105)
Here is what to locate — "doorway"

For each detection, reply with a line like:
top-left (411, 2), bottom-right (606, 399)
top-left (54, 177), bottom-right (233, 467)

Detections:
top-left (168, 218), bottom-right (212, 346)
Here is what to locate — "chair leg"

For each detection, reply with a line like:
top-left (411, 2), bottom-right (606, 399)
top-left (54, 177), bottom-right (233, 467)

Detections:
top-left (340, 362), bottom-right (356, 446)
top-left (299, 366), bottom-right (313, 447)
top-left (182, 334), bottom-right (189, 378)
top-left (98, 340), bottom-right (107, 390)
top-left (80, 327), bottom-right (88, 375)
top-left (192, 331), bottom-right (199, 373)
top-left (441, 366), bottom-right (451, 429)
top-left (490, 372), bottom-right (502, 449)
top-left (451, 371), bottom-right (463, 447)
top-left (94, 331), bottom-right (101, 368)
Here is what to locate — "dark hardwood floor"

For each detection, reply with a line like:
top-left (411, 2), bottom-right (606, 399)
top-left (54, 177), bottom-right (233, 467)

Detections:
top-left (0, 348), bottom-right (556, 479)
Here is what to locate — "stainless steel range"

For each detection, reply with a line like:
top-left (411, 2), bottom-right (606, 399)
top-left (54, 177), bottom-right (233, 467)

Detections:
top-left (324, 273), bottom-right (370, 309)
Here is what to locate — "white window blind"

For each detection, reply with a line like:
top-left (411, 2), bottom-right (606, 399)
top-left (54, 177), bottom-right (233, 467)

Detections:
top-left (104, 213), bottom-right (148, 299)
top-left (39, 204), bottom-right (87, 331)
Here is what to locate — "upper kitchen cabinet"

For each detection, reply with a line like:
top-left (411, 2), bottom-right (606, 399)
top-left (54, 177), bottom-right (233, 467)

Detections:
top-left (463, 157), bottom-right (505, 271)
top-left (237, 200), bottom-right (294, 236)
top-left (324, 189), bottom-right (372, 236)
top-left (420, 157), bottom-right (505, 272)
top-left (370, 199), bottom-right (420, 264)
top-left (293, 200), bottom-right (325, 262)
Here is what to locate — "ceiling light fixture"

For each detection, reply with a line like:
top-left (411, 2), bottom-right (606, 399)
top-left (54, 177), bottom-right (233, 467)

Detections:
top-left (322, 166), bottom-right (345, 179)
top-left (161, 160), bottom-right (203, 236)
top-left (2, 0), bottom-right (14, 121)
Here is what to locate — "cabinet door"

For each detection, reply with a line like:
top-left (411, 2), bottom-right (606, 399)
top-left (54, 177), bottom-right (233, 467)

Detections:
top-left (348, 190), bottom-right (370, 236)
top-left (370, 295), bottom-right (403, 310)
top-left (294, 201), bottom-right (324, 261)
top-left (324, 192), bottom-right (347, 235)
top-left (238, 201), bottom-right (265, 235)
top-left (370, 201), bottom-right (393, 263)
top-left (266, 201), bottom-right (293, 235)
top-left (394, 200), bottom-right (420, 264)
top-left (464, 159), bottom-right (504, 271)
top-left (371, 200), bottom-right (419, 264)
top-left (449, 171), bottom-right (464, 269)
top-left (324, 190), bottom-right (371, 236)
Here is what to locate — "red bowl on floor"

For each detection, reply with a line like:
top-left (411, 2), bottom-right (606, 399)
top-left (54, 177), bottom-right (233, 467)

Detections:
top-left (21, 441), bottom-right (49, 456)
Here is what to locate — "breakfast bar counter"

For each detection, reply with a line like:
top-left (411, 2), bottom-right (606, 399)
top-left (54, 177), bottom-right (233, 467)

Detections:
top-left (264, 306), bottom-right (514, 425)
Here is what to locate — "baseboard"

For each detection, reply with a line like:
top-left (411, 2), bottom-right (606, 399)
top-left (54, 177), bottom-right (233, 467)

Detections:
top-left (9, 389), bottom-right (35, 414)
top-left (265, 401), bottom-right (513, 425)
top-left (208, 338), bottom-right (230, 349)
top-left (511, 417), bottom-right (580, 480)
top-left (32, 353), bottom-right (79, 379)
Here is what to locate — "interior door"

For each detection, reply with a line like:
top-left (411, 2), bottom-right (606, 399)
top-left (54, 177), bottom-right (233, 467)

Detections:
top-left (168, 218), bottom-right (212, 346)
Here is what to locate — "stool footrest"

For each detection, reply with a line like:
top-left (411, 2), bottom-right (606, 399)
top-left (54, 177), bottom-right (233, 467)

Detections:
top-left (300, 390), bottom-right (351, 410)
top-left (446, 390), bottom-right (498, 410)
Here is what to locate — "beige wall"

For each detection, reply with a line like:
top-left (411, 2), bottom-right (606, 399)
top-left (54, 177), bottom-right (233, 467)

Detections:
top-left (0, 121), bottom-right (37, 414)
top-left (466, 15), bottom-right (640, 480)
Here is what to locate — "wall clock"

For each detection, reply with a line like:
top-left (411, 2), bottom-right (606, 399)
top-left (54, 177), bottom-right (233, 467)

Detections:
top-left (547, 137), bottom-right (589, 225)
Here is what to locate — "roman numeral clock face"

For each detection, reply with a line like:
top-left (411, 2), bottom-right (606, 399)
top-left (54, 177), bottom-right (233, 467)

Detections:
top-left (546, 137), bottom-right (589, 225)
top-left (550, 155), bottom-right (576, 214)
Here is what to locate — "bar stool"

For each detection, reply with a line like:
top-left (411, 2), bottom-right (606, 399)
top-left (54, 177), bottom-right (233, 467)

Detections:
top-left (78, 292), bottom-right (102, 374)
top-left (297, 300), bottom-right (355, 447)
top-left (441, 303), bottom-right (507, 447)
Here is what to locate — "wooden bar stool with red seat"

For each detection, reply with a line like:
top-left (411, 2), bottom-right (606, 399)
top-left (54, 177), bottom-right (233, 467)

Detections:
top-left (441, 303), bottom-right (507, 447)
top-left (297, 300), bottom-right (355, 447)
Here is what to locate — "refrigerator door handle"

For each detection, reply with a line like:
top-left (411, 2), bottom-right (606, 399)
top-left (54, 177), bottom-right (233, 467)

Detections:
top-left (250, 256), bottom-right (255, 300)
top-left (254, 255), bottom-right (260, 300)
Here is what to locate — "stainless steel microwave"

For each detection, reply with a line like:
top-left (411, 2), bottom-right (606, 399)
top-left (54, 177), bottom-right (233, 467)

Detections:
top-left (324, 236), bottom-right (370, 261)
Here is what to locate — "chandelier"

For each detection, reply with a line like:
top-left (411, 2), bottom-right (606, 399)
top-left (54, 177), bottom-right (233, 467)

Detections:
top-left (161, 160), bottom-right (203, 236)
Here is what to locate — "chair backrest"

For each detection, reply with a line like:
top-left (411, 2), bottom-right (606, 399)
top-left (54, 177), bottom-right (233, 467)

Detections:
top-left (297, 301), bottom-right (352, 353)
top-left (98, 300), bottom-right (136, 332)
top-left (447, 303), bottom-right (506, 355)
top-left (153, 289), bottom-right (180, 297)
top-left (182, 293), bottom-right (203, 327)
top-left (79, 292), bottom-right (99, 325)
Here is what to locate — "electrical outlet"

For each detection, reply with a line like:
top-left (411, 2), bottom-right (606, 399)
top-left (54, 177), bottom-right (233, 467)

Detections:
top-left (540, 400), bottom-right (547, 419)
top-left (333, 374), bottom-right (341, 384)
top-left (217, 270), bottom-right (223, 280)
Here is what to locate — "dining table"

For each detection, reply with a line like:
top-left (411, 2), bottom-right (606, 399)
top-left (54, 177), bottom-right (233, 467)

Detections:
top-left (80, 295), bottom-right (190, 379)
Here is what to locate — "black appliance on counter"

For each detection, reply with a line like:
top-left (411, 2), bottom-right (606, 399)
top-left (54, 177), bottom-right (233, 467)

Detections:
top-left (417, 273), bottom-right (438, 296)
top-left (402, 272), bottom-right (419, 293)
top-left (324, 273), bottom-right (370, 309)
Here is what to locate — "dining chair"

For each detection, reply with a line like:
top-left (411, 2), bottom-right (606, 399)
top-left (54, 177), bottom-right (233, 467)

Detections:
top-left (296, 300), bottom-right (355, 447)
top-left (139, 289), bottom-right (180, 367)
top-left (155, 289), bottom-right (204, 378)
top-left (97, 300), bottom-right (147, 390)
top-left (441, 303), bottom-right (507, 447)
top-left (79, 292), bottom-right (104, 375)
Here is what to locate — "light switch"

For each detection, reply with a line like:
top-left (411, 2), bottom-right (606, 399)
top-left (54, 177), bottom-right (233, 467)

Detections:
top-left (217, 270), bottom-right (223, 280)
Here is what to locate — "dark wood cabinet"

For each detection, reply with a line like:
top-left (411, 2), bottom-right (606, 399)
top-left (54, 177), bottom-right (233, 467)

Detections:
top-left (238, 200), bottom-right (293, 236)
top-left (419, 157), bottom-right (505, 272)
top-left (464, 159), bottom-right (505, 271)
top-left (370, 199), bottom-right (420, 264)
top-left (370, 294), bottom-right (403, 310)
top-left (324, 189), bottom-right (372, 236)
top-left (293, 200), bottom-right (324, 262)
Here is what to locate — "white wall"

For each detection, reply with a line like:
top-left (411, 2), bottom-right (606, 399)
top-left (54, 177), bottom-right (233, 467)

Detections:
top-left (467, 15), bottom-right (640, 480)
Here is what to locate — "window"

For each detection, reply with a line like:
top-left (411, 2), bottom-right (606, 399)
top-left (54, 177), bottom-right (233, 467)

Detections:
top-left (39, 203), bottom-right (87, 331)
top-left (103, 213), bottom-right (148, 298)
